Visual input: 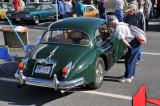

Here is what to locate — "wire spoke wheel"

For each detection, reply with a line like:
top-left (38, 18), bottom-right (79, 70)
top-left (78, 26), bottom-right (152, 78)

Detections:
top-left (33, 15), bottom-right (40, 24)
top-left (88, 57), bottom-right (105, 89)
top-left (95, 62), bottom-right (104, 85)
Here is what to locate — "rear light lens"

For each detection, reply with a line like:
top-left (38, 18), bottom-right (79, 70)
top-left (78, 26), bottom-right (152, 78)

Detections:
top-left (19, 62), bottom-right (23, 70)
top-left (62, 62), bottom-right (72, 79)
top-left (62, 67), bottom-right (67, 76)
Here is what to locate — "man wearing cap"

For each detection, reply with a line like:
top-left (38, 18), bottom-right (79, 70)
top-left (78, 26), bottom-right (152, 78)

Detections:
top-left (108, 16), bottom-right (141, 82)
top-left (124, 4), bottom-right (145, 65)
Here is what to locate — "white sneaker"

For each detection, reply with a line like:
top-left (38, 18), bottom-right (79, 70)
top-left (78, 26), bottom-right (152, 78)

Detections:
top-left (119, 77), bottom-right (132, 83)
top-left (119, 77), bottom-right (126, 83)
top-left (131, 76), bottom-right (134, 80)
top-left (126, 78), bottom-right (132, 82)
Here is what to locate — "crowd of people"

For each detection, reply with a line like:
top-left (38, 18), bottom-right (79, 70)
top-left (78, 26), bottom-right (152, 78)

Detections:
top-left (10, 0), bottom-right (160, 21)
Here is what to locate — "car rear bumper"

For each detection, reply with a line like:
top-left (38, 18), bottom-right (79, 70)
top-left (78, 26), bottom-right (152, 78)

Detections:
top-left (15, 70), bottom-right (84, 90)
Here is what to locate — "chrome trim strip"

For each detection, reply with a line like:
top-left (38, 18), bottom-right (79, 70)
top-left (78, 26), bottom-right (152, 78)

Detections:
top-left (15, 71), bottom-right (84, 90)
top-left (49, 64), bottom-right (55, 78)
top-left (46, 46), bottom-right (59, 59)
top-left (36, 60), bottom-right (54, 65)
top-left (31, 62), bottom-right (38, 76)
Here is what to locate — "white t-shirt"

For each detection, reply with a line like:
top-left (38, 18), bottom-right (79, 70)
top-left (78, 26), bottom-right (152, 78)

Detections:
top-left (20, 0), bottom-right (25, 6)
top-left (34, 0), bottom-right (39, 3)
top-left (115, 22), bottom-right (135, 42)
top-left (65, 2), bottom-right (73, 13)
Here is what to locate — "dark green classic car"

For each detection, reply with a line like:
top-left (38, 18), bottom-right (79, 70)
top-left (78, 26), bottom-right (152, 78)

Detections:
top-left (6, 3), bottom-right (56, 24)
top-left (15, 17), bottom-right (126, 91)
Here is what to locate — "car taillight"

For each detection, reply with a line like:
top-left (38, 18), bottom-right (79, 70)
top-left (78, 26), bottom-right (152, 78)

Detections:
top-left (62, 67), bottom-right (67, 76)
top-left (19, 62), bottom-right (23, 70)
top-left (62, 62), bottom-right (72, 79)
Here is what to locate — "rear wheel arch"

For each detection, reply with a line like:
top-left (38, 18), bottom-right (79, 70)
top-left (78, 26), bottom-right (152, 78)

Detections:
top-left (87, 57), bottom-right (105, 89)
top-left (99, 54), bottom-right (108, 71)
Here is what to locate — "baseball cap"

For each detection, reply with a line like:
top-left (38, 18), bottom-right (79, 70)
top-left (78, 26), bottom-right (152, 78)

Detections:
top-left (126, 4), bottom-right (136, 13)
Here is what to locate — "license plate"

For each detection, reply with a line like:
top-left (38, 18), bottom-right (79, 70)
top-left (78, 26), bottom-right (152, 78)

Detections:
top-left (35, 65), bottom-right (51, 74)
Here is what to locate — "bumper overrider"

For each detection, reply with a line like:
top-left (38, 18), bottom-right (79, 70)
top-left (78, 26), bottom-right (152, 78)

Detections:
top-left (15, 70), bottom-right (84, 90)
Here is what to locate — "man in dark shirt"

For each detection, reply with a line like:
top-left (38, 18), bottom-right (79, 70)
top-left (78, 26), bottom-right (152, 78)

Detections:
top-left (124, 4), bottom-right (145, 31)
top-left (98, 0), bottom-right (107, 20)
top-left (124, 4), bottom-right (145, 67)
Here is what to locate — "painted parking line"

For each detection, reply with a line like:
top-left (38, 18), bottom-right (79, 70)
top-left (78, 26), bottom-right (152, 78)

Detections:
top-left (142, 52), bottom-right (160, 56)
top-left (81, 91), bottom-right (132, 100)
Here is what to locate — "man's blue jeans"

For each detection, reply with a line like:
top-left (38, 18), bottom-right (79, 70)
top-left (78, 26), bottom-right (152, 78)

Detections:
top-left (150, 6), bottom-right (154, 18)
top-left (124, 38), bottom-right (141, 78)
top-left (115, 10), bottom-right (124, 22)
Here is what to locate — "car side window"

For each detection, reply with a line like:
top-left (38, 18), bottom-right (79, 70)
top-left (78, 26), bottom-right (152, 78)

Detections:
top-left (95, 29), bottom-right (102, 44)
top-left (86, 6), bottom-right (94, 12)
top-left (43, 5), bottom-right (53, 10)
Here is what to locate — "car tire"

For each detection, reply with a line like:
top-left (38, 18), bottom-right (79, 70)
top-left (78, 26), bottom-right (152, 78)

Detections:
top-left (88, 57), bottom-right (105, 89)
top-left (33, 15), bottom-right (40, 25)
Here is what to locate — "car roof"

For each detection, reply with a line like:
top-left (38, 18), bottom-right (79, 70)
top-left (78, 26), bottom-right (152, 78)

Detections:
top-left (0, 2), bottom-right (12, 4)
top-left (26, 3), bottom-right (52, 5)
top-left (49, 17), bottom-right (106, 36)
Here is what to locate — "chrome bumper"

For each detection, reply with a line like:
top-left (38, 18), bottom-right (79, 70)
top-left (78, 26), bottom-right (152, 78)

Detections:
top-left (15, 70), bottom-right (84, 90)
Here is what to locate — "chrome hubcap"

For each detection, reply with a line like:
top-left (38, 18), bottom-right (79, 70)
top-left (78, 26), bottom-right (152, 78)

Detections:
top-left (96, 61), bottom-right (104, 84)
top-left (34, 16), bottom-right (39, 24)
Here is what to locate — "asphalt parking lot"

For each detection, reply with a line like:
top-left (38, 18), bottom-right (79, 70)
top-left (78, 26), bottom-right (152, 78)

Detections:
top-left (0, 20), bottom-right (160, 106)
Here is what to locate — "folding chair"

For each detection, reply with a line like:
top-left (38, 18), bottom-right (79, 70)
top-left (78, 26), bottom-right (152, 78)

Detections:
top-left (26, 37), bottom-right (41, 50)
top-left (0, 46), bottom-right (17, 76)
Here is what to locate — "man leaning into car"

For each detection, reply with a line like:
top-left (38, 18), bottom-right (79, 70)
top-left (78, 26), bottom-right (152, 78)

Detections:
top-left (108, 16), bottom-right (141, 83)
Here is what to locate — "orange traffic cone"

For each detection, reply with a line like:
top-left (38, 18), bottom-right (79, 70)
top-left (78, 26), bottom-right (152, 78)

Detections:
top-left (133, 84), bottom-right (160, 106)
top-left (133, 84), bottom-right (146, 106)
top-left (147, 98), bottom-right (160, 105)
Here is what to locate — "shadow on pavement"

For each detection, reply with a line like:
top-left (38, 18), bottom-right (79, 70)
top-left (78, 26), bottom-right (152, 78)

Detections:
top-left (0, 82), bottom-right (74, 106)
top-left (103, 76), bottom-right (121, 82)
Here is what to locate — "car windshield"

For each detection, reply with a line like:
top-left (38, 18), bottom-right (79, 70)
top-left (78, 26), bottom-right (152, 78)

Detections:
top-left (41, 29), bottom-right (90, 45)
top-left (24, 4), bottom-right (41, 10)
top-left (6, 4), bottom-right (14, 9)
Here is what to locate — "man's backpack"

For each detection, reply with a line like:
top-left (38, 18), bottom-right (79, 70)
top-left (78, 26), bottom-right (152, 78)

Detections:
top-left (129, 25), bottom-right (147, 44)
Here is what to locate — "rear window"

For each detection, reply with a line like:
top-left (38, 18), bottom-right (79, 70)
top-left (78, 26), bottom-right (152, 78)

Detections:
top-left (24, 4), bottom-right (41, 10)
top-left (41, 29), bottom-right (90, 45)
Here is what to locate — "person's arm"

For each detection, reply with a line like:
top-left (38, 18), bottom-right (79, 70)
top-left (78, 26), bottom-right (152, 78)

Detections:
top-left (123, 0), bottom-right (128, 9)
top-left (149, 0), bottom-right (153, 9)
top-left (121, 38), bottom-right (132, 48)
top-left (80, 3), bottom-right (84, 14)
